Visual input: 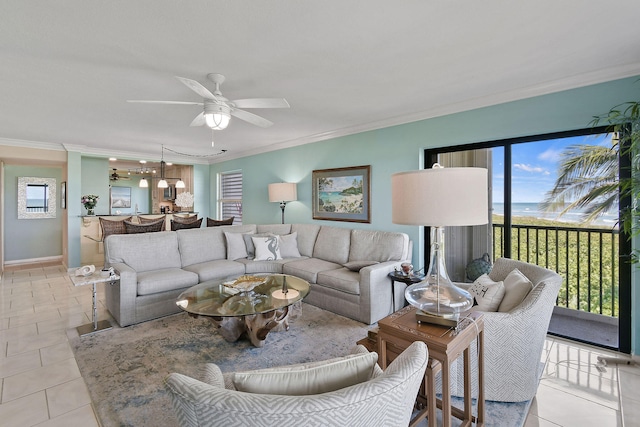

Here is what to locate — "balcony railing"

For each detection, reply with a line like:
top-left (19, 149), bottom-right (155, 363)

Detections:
top-left (492, 223), bottom-right (619, 318)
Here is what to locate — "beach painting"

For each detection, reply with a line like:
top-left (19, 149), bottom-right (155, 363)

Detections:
top-left (110, 186), bottom-right (132, 214)
top-left (312, 165), bottom-right (370, 223)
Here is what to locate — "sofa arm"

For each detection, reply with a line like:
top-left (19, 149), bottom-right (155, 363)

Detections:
top-left (359, 260), bottom-right (408, 324)
top-left (105, 262), bottom-right (138, 327)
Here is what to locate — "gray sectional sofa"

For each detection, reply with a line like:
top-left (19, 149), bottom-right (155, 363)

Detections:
top-left (104, 223), bottom-right (412, 327)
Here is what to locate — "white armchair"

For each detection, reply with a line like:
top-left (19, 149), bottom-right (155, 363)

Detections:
top-left (449, 258), bottom-right (563, 402)
top-left (164, 341), bottom-right (428, 427)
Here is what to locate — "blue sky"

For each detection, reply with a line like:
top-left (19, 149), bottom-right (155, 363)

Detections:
top-left (492, 133), bottom-right (613, 203)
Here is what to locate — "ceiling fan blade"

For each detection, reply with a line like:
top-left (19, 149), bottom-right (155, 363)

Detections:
top-left (190, 112), bottom-right (206, 127)
top-left (175, 76), bottom-right (218, 100)
top-left (231, 108), bottom-right (273, 128)
top-left (231, 98), bottom-right (290, 109)
top-left (127, 100), bottom-right (203, 106)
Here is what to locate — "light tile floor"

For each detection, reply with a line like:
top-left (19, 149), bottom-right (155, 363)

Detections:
top-left (1, 262), bottom-right (639, 427)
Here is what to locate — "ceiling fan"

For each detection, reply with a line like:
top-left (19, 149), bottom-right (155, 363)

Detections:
top-left (110, 169), bottom-right (131, 181)
top-left (127, 74), bottom-right (290, 129)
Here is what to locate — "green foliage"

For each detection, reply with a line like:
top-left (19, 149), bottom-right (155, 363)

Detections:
top-left (493, 216), bottom-right (619, 317)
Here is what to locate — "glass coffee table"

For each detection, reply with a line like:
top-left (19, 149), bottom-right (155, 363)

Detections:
top-left (176, 274), bottom-right (310, 347)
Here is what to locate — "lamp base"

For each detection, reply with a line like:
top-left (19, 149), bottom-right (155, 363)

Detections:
top-left (272, 289), bottom-right (300, 300)
top-left (415, 310), bottom-right (459, 327)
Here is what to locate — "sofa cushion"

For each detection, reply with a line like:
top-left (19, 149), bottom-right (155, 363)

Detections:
top-left (237, 258), bottom-right (290, 274)
top-left (291, 224), bottom-right (321, 257)
top-left (182, 259), bottom-right (246, 283)
top-left (349, 229), bottom-right (410, 262)
top-left (312, 226), bottom-right (351, 265)
top-left (317, 268), bottom-right (361, 295)
top-left (498, 268), bottom-right (534, 312)
top-left (231, 351), bottom-right (378, 395)
top-left (256, 224), bottom-right (292, 235)
top-left (283, 258), bottom-right (343, 284)
top-left (137, 268), bottom-right (199, 296)
top-left (177, 225), bottom-right (256, 267)
top-left (105, 232), bottom-right (182, 272)
top-left (243, 233), bottom-right (271, 259)
top-left (468, 274), bottom-right (505, 312)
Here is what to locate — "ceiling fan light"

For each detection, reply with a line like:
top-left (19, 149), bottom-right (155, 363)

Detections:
top-left (158, 179), bottom-right (168, 188)
top-left (205, 112), bottom-right (230, 130)
top-left (175, 179), bottom-right (186, 189)
top-left (139, 178), bottom-right (149, 188)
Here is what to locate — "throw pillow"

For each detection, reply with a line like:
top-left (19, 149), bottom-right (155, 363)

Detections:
top-left (243, 233), bottom-right (270, 259)
top-left (468, 274), bottom-right (505, 312)
top-left (225, 232), bottom-right (249, 260)
top-left (252, 235), bottom-right (282, 261)
top-left (279, 232), bottom-right (301, 258)
top-left (232, 351), bottom-right (378, 396)
top-left (343, 260), bottom-right (380, 272)
top-left (498, 268), bottom-right (534, 312)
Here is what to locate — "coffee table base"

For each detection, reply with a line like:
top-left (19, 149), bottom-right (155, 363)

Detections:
top-left (76, 319), bottom-right (113, 336)
top-left (192, 306), bottom-right (291, 347)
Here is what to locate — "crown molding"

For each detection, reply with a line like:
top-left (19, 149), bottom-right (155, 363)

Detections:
top-left (212, 64), bottom-right (640, 164)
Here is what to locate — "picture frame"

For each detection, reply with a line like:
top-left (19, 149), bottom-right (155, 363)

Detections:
top-left (312, 165), bottom-right (371, 223)
top-left (60, 181), bottom-right (66, 209)
top-left (110, 186), bottom-right (132, 214)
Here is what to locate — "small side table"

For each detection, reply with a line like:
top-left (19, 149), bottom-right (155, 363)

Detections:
top-left (387, 272), bottom-right (424, 312)
top-left (378, 306), bottom-right (484, 427)
top-left (70, 270), bottom-right (119, 336)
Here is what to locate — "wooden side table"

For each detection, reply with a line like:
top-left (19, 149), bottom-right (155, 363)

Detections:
top-left (377, 306), bottom-right (484, 427)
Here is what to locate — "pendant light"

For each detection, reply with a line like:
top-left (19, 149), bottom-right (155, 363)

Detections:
top-left (157, 145), bottom-right (168, 188)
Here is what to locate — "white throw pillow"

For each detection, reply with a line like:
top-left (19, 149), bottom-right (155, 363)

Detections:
top-left (224, 232), bottom-right (249, 260)
top-left (468, 274), bottom-right (505, 312)
top-left (232, 351), bottom-right (378, 395)
top-left (498, 268), bottom-right (534, 312)
top-left (243, 232), bottom-right (270, 259)
top-left (279, 232), bottom-right (301, 258)
top-left (252, 235), bottom-right (282, 261)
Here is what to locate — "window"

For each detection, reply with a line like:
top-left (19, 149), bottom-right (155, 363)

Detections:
top-left (26, 184), bottom-right (49, 212)
top-left (218, 171), bottom-right (243, 224)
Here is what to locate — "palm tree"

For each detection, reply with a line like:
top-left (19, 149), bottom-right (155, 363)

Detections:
top-left (542, 101), bottom-right (640, 234)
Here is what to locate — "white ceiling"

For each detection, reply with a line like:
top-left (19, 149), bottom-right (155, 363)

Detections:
top-left (2, 1), bottom-right (640, 166)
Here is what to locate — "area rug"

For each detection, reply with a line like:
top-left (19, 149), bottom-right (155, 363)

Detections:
top-left (69, 304), bottom-right (531, 427)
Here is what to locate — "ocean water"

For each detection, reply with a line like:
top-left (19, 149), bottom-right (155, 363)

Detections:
top-left (493, 202), bottom-right (618, 228)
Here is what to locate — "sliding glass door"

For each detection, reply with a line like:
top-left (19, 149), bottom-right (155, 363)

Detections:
top-left (426, 127), bottom-right (630, 352)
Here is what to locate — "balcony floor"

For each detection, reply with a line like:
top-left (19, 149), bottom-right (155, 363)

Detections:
top-left (549, 310), bottom-right (619, 350)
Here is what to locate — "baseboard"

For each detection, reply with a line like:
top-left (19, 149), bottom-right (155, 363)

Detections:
top-left (4, 255), bottom-right (63, 266)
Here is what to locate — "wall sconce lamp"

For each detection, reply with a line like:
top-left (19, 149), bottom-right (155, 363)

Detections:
top-left (268, 182), bottom-right (297, 224)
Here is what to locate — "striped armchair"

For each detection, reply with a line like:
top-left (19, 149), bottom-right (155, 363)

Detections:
top-left (164, 341), bottom-right (428, 427)
top-left (449, 258), bottom-right (563, 402)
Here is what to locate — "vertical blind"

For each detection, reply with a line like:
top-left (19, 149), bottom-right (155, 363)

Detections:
top-left (219, 171), bottom-right (243, 224)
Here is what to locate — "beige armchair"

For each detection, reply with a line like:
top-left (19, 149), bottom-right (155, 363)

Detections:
top-left (164, 341), bottom-right (428, 427)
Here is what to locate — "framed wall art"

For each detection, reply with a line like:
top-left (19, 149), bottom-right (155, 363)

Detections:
top-left (312, 165), bottom-right (370, 223)
top-left (110, 186), bottom-right (132, 214)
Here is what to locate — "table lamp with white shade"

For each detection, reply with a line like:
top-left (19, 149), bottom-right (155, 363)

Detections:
top-left (392, 164), bottom-right (488, 325)
top-left (268, 182), bottom-right (297, 224)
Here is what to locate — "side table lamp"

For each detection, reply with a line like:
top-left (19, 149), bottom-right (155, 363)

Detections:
top-left (392, 164), bottom-right (488, 325)
top-left (268, 182), bottom-right (297, 224)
